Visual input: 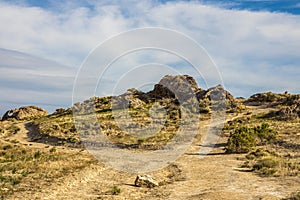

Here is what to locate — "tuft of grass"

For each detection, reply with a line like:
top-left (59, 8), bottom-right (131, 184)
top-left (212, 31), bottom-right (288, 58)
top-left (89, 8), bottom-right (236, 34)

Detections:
top-left (49, 147), bottom-right (56, 153)
top-left (111, 185), bottom-right (121, 195)
top-left (7, 125), bottom-right (20, 136)
top-left (253, 157), bottom-right (279, 176)
top-left (243, 148), bottom-right (300, 177)
top-left (283, 191), bottom-right (300, 200)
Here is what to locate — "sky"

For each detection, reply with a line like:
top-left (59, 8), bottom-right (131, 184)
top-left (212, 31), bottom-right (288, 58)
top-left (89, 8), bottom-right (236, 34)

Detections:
top-left (0, 0), bottom-right (299, 115)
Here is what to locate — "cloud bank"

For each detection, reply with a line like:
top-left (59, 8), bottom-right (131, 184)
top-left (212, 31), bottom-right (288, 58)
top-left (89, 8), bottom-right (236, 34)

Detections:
top-left (0, 0), bottom-right (299, 114)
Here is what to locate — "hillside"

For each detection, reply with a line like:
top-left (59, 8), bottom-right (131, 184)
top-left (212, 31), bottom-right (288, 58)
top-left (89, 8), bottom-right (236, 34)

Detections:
top-left (0, 75), bottom-right (299, 200)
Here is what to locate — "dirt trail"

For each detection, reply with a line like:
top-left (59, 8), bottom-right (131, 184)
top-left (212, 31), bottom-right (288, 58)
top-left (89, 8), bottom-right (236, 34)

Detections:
top-left (7, 122), bottom-right (46, 148)
top-left (11, 136), bottom-right (299, 200)
top-left (6, 112), bottom-right (300, 200)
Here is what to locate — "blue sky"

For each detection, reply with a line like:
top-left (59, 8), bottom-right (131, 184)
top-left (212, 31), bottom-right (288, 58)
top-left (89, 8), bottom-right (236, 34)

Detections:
top-left (202, 0), bottom-right (300, 15)
top-left (8, 0), bottom-right (300, 15)
top-left (0, 0), bottom-right (299, 115)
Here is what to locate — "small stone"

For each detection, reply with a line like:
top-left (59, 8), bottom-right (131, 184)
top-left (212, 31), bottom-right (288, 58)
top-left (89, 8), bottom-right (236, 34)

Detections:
top-left (134, 175), bottom-right (159, 188)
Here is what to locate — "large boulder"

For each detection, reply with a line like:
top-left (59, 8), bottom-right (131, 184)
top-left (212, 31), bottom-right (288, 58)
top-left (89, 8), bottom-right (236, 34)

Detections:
top-left (146, 75), bottom-right (199, 101)
top-left (197, 84), bottom-right (234, 101)
top-left (2, 106), bottom-right (48, 121)
top-left (197, 84), bottom-right (237, 110)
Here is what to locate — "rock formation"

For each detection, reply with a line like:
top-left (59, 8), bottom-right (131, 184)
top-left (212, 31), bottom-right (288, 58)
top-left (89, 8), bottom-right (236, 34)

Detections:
top-left (2, 106), bottom-right (48, 121)
top-left (245, 92), bottom-right (288, 106)
top-left (277, 96), bottom-right (300, 120)
top-left (145, 75), bottom-right (199, 101)
top-left (111, 75), bottom-right (238, 112)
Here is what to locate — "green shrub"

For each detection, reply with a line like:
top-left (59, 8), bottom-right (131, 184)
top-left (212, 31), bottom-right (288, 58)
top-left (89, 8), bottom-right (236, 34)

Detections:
top-left (246, 148), bottom-right (269, 160)
top-left (252, 157), bottom-right (279, 176)
top-left (8, 125), bottom-right (20, 135)
top-left (111, 185), bottom-right (121, 195)
top-left (226, 123), bottom-right (277, 153)
top-left (34, 151), bottom-right (41, 159)
top-left (2, 145), bottom-right (12, 150)
top-left (254, 123), bottom-right (277, 144)
top-left (226, 126), bottom-right (256, 153)
top-left (253, 157), bottom-right (278, 170)
top-left (49, 147), bottom-right (56, 153)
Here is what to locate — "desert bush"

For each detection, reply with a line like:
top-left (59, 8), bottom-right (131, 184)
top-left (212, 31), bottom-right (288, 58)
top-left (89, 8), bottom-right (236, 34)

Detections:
top-left (254, 123), bottom-right (278, 144)
top-left (49, 147), bottom-right (56, 153)
top-left (111, 185), bottom-right (121, 195)
top-left (226, 126), bottom-right (256, 153)
top-left (253, 157), bottom-right (279, 170)
top-left (244, 148), bottom-right (299, 177)
top-left (253, 157), bottom-right (279, 176)
top-left (226, 123), bottom-right (277, 153)
top-left (246, 148), bottom-right (269, 160)
top-left (7, 124), bottom-right (20, 135)
top-left (199, 99), bottom-right (211, 113)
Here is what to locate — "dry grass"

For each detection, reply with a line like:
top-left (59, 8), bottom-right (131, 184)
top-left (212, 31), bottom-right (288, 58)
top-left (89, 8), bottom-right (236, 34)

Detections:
top-left (0, 139), bottom-right (96, 198)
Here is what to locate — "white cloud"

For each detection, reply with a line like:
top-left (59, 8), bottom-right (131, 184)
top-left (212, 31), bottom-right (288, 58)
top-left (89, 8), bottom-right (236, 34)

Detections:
top-left (0, 0), bottom-right (300, 114)
top-left (0, 48), bottom-right (76, 114)
top-left (0, 1), bottom-right (131, 67)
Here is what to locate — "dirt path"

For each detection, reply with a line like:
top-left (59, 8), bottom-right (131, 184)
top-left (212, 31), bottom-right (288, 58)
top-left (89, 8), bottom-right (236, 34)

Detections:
top-left (6, 122), bottom-right (46, 148)
top-left (11, 136), bottom-right (299, 200)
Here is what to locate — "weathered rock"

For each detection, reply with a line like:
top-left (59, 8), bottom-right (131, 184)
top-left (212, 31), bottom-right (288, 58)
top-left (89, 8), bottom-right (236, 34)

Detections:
top-left (2, 106), bottom-right (48, 121)
top-left (245, 92), bottom-right (288, 106)
top-left (52, 108), bottom-right (72, 115)
top-left (277, 100), bottom-right (300, 120)
top-left (125, 89), bottom-right (146, 108)
top-left (113, 75), bottom-right (237, 112)
top-left (278, 107), bottom-right (298, 120)
top-left (111, 88), bottom-right (146, 110)
top-left (134, 175), bottom-right (159, 188)
top-left (146, 75), bottom-right (199, 101)
top-left (197, 84), bottom-right (234, 101)
top-left (197, 84), bottom-right (237, 110)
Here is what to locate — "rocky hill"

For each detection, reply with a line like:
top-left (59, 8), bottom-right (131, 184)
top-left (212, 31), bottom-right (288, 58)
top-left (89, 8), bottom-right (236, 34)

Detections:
top-left (0, 75), bottom-right (299, 200)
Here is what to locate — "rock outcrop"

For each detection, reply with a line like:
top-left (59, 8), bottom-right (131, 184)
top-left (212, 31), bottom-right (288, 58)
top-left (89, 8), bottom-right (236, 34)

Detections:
top-left (146, 75), bottom-right (199, 101)
top-left (277, 96), bottom-right (300, 120)
top-left (113, 75), bottom-right (238, 112)
top-left (197, 84), bottom-right (234, 101)
top-left (111, 88), bottom-right (146, 110)
top-left (2, 106), bottom-right (48, 121)
top-left (245, 92), bottom-right (288, 106)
